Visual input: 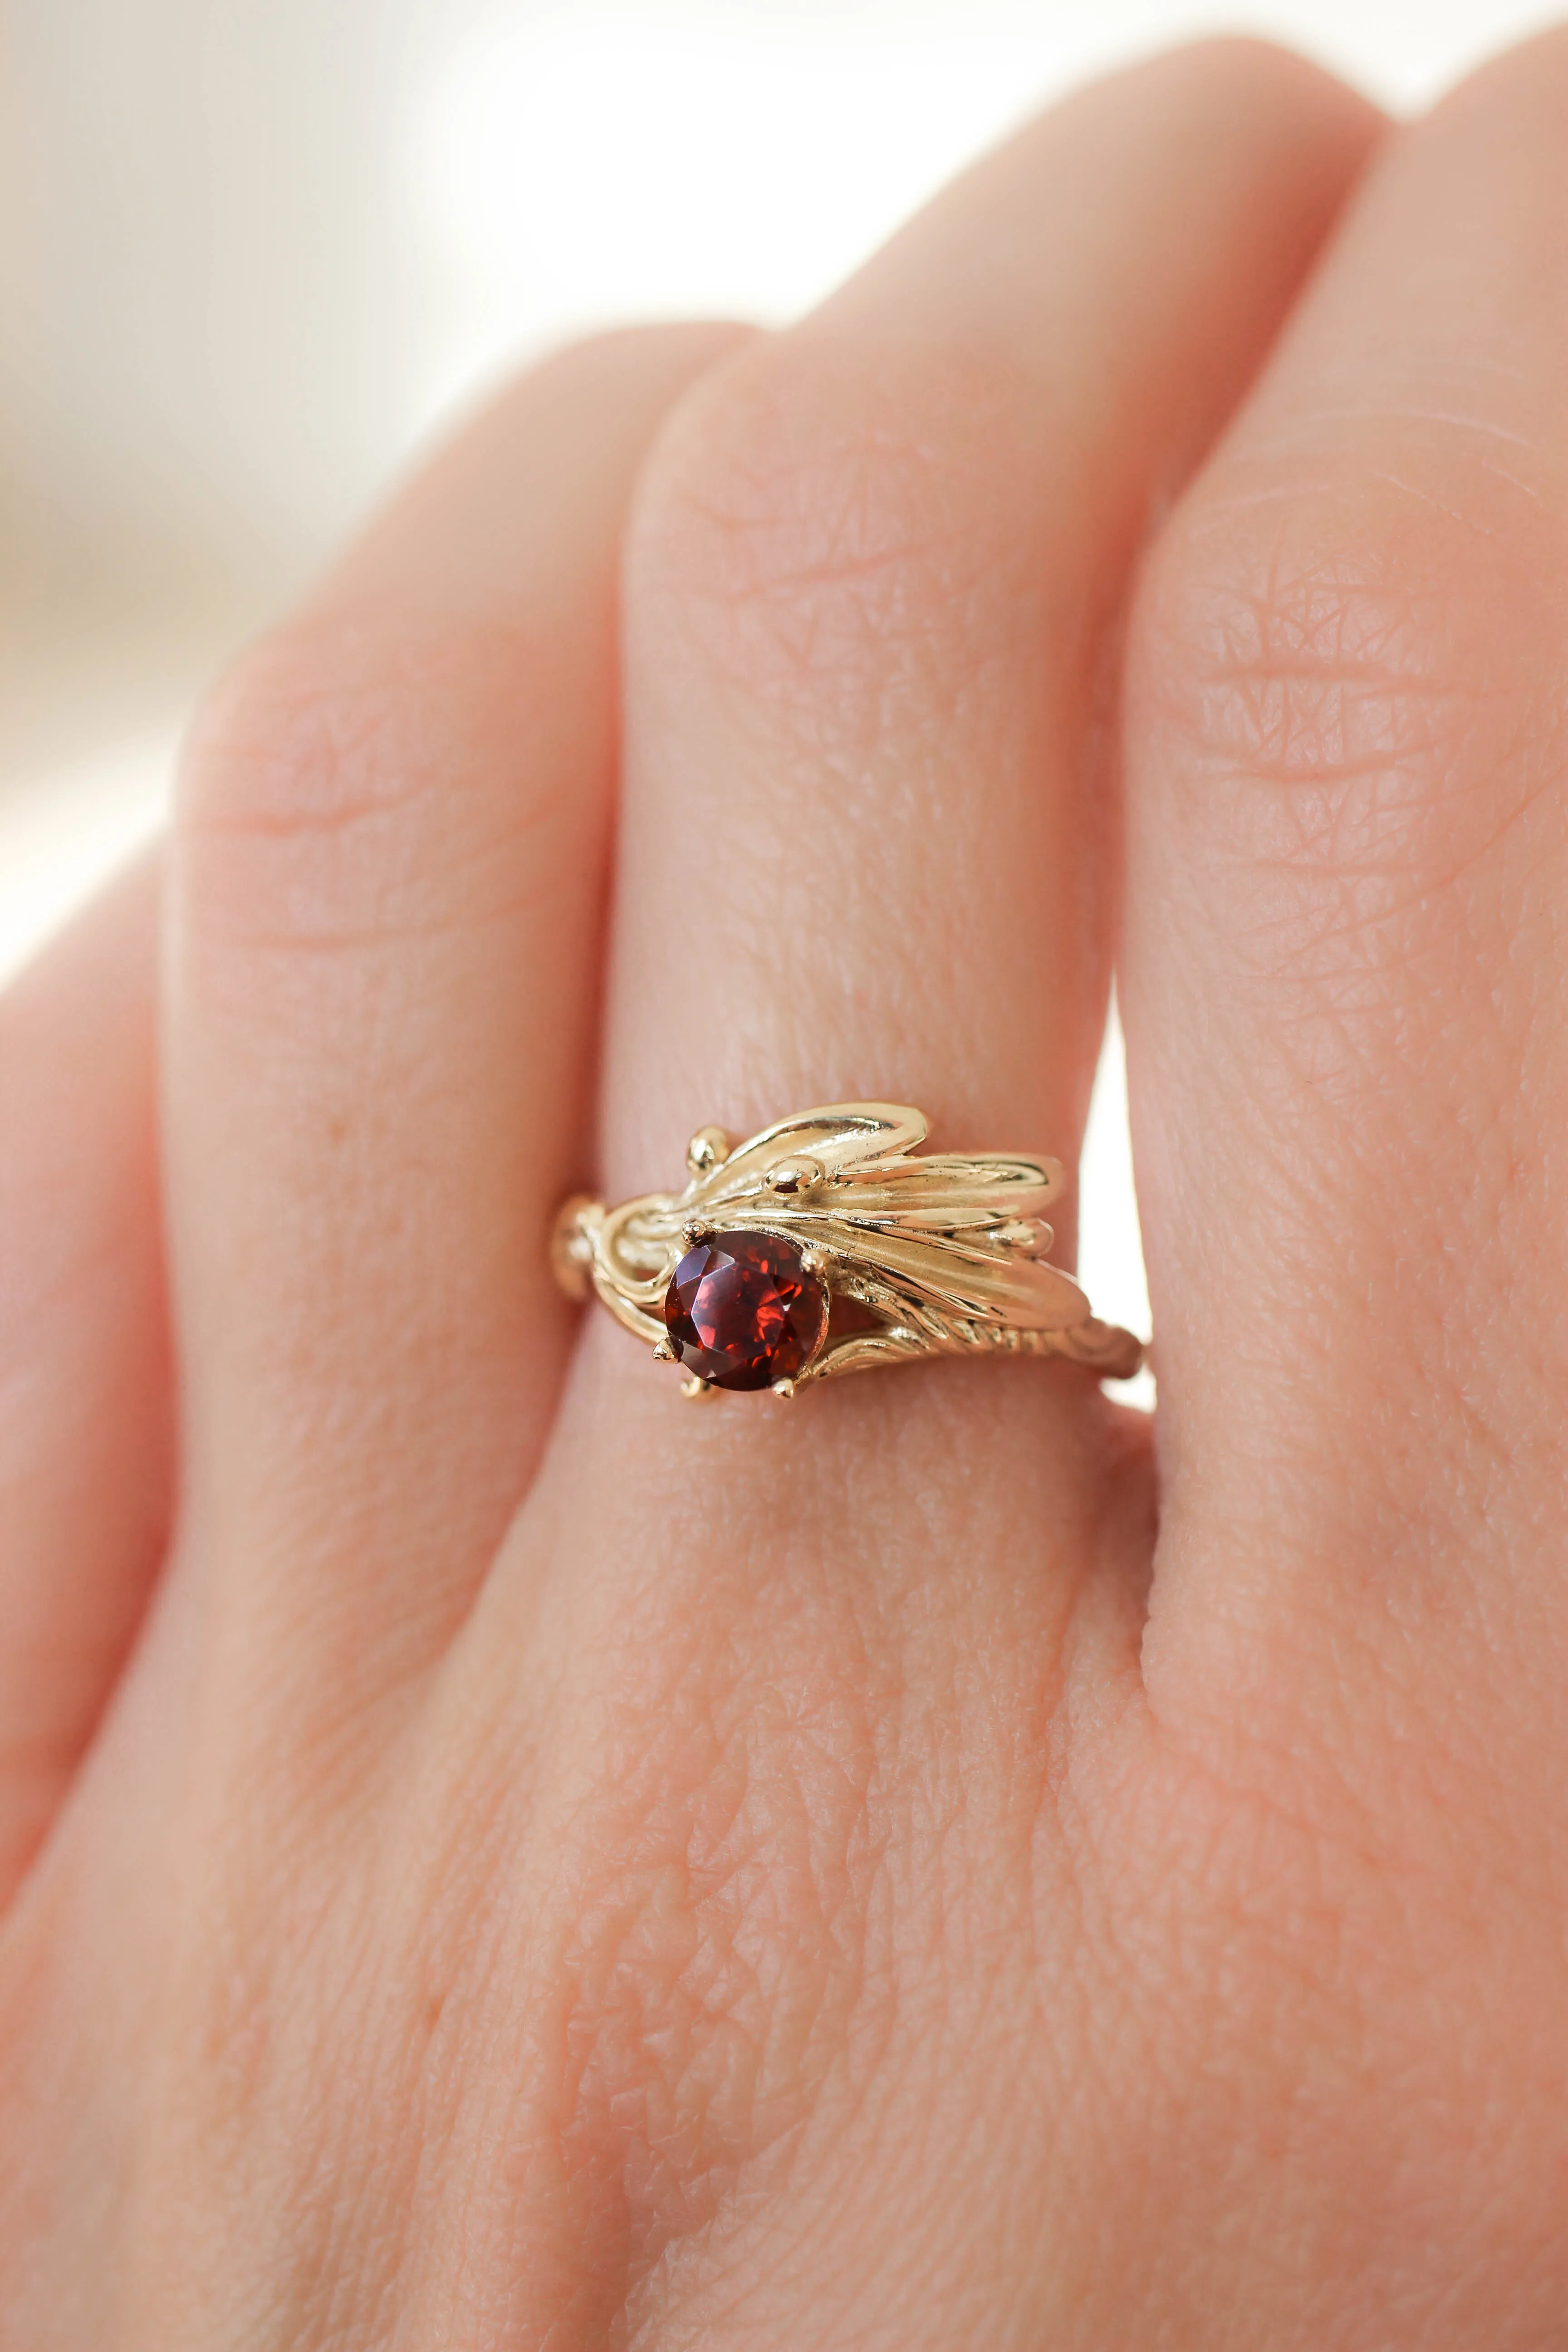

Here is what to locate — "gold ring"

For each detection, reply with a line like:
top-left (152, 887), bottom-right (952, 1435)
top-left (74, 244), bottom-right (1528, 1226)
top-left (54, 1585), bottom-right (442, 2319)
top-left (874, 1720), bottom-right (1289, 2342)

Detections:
top-left (551, 1102), bottom-right (1145, 1400)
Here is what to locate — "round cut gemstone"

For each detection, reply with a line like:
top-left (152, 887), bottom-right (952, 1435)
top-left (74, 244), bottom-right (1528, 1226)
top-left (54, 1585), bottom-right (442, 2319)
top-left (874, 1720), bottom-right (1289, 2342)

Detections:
top-left (664, 1229), bottom-right (828, 1391)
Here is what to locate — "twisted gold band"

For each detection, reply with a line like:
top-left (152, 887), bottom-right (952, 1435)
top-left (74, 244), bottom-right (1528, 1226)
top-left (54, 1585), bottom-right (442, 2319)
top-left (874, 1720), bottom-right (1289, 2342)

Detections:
top-left (551, 1102), bottom-right (1145, 1400)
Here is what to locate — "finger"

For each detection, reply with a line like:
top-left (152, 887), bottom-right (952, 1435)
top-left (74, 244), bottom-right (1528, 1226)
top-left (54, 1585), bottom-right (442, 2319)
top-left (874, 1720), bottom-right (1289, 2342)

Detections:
top-left (440, 45), bottom-right (1375, 2344)
top-left (595, 41), bottom-right (1376, 1401)
top-left (422, 43), bottom-right (1382, 2343)
top-left (167, 324), bottom-right (747, 1686)
top-left (1124, 34), bottom-right (1568, 1704)
top-left (0, 851), bottom-right (170, 1902)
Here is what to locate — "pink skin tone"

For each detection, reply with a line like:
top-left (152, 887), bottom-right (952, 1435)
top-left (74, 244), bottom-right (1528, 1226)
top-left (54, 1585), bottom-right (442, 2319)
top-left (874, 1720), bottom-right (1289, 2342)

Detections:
top-left (2, 29), bottom-right (1568, 2346)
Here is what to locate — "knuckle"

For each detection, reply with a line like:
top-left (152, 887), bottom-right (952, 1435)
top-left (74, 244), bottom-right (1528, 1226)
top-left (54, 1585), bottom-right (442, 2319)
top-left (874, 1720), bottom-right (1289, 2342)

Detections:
top-left (186, 626), bottom-right (445, 846)
top-left (525, 1583), bottom-right (890, 2237)
top-left (177, 619), bottom-right (570, 956)
top-left (628, 335), bottom-right (1024, 729)
top-left (1135, 434), bottom-right (1566, 924)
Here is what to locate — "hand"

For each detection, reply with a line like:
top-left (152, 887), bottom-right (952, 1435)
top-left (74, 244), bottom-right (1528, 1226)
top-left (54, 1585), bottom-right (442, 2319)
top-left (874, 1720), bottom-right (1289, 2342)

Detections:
top-left (3, 31), bottom-right (1564, 2345)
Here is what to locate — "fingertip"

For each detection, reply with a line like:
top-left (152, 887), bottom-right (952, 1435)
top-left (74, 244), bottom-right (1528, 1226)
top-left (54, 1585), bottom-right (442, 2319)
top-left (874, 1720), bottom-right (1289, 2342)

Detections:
top-left (1423, 16), bottom-right (1568, 124)
top-left (310, 319), bottom-right (759, 623)
top-left (1072, 32), bottom-right (1387, 179)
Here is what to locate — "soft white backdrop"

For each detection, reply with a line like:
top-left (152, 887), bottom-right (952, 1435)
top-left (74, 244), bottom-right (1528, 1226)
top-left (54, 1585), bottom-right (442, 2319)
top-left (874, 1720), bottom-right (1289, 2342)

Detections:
top-left (0, 0), bottom-right (1557, 1362)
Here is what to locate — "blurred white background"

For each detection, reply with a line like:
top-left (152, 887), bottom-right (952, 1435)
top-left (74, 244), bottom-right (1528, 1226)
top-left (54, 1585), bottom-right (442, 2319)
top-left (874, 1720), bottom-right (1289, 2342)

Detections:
top-left (0, 0), bottom-right (1558, 1362)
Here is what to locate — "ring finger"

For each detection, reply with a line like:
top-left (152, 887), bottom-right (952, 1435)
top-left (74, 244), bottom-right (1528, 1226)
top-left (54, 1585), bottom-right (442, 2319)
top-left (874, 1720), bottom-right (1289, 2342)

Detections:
top-left (470, 41), bottom-right (1379, 2347)
top-left (585, 39), bottom-right (1377, 1487)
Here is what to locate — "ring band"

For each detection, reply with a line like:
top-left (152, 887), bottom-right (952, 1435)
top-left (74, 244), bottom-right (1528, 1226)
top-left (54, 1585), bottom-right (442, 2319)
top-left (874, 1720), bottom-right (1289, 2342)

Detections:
top-left (551, 1102), bottom-right (1145, 1399)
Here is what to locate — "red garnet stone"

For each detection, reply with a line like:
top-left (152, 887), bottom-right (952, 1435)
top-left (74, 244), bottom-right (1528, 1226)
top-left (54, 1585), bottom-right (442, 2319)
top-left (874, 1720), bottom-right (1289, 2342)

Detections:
top-left (664, 1230), bottom-right (829, 1391)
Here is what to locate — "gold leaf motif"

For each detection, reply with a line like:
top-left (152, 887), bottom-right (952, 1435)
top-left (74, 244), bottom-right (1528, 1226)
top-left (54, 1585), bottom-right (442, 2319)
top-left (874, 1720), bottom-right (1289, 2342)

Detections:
top-left (574, 1102), bottom-right (1132, 1386)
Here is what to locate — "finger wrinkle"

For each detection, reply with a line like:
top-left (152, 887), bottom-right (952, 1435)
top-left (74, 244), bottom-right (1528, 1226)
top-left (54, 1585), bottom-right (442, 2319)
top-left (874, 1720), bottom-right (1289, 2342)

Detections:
top-left (179, 622), bottom-right (593, 959)
top-left (630, 343), bottom-right (1049, 728)
top-left (1140, 471), bottom-right (1568, 920)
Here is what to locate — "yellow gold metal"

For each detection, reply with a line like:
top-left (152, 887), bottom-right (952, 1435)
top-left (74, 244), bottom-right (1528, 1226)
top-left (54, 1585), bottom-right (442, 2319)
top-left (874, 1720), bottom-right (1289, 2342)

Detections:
top-left (686, 1126), bottom-right (730, 1176)
top-left (549, 1192), bottom-right (599, 1303)
top-left (764, 1155), bottom-right (824, 1196)
top-left (551, 1102), bottom-right (1146, 1392)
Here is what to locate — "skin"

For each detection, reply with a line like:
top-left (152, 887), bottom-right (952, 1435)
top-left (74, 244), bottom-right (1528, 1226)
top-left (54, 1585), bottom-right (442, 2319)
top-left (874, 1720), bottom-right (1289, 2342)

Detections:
top-left (1, 25), bottom-right (1567, 2344)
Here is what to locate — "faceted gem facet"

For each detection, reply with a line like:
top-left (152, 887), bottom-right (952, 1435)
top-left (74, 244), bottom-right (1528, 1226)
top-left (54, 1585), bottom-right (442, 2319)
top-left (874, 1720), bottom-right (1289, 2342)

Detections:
top-left (663, 1230), bottom-right (828, 1391)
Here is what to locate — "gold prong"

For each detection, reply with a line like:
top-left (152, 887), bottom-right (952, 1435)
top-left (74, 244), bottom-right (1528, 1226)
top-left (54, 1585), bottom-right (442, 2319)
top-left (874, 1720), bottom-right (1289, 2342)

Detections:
top-left (800, 1247), bottom-right (829, 1278)
top-left (680, 1373), bottom-right (716, 1402)
top-left (771, 1377), bottom-right (796, 1401)
top-left (995, 1219), bottom-right (1044, 1254)
top-left (681, 1217), bottom-right (713, 1247)
top-left (686, 1125), bottom-right (731, 1176)
top-left (652, 1337), bottom-right (676, 1364)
